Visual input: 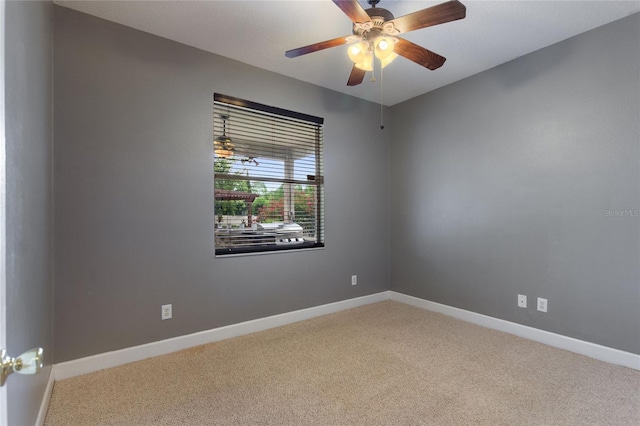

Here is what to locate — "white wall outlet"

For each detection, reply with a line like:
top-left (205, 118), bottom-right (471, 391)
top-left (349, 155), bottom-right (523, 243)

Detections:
top-left (537, 297), bottom-right (547, 313)
top-left (517, 294), bottom-right (527, 308)
top-left (351, 275), bottom-right (357, 286)
top-left (161, 304), bottom-right (172, 320)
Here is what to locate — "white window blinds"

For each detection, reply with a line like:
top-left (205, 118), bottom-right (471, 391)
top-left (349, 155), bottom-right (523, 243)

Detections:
top-left (213, 94), bottom-right (324, 255)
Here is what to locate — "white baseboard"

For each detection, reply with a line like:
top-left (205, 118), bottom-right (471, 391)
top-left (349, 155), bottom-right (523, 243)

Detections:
top-left (53, 289), bottom-right (639, 383)
top-left (35, 366), bottom-right (55, 426)
top-left (389, 291), bottom-right (640, 371)
top-left (54, 291), bottom-right (390, 381)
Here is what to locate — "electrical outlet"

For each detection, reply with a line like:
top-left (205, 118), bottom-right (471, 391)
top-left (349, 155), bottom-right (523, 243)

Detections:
top-left (351, 275), bottom-right (357, 286)
top-left (518, 294), bottom-right (527, 308)
top-left (537, 297), bottom-right (547, 313)
top-left (161, 304), bottom-right (172, 320)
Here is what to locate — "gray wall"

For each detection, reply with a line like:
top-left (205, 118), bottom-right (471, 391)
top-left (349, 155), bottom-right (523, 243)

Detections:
top-left (5, 0), bottom-right (54, 424)
top-left (390, 14), bottom-right (639, 354)
top-left (53, 4), bottom-right (638, 365)
top-left (53, 6), bottom-right (390, 363)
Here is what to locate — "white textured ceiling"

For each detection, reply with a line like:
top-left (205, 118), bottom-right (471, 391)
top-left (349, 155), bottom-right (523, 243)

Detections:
top-left (55, 0), bottom-right (640, 106)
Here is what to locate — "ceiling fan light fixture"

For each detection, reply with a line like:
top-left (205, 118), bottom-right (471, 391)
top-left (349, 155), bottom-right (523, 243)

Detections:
top-left (374, 36), bottom-right (396, 59)
top-left (347, 41), bottom-right (371, 65)
top-left (215, 149), bottom-right (234, 158)
top-left (354, 52), bottom-right (374, 71)
top-left (379, 51), bottom-right (398, 68)
top-left (215, 114), bottom-right (235, 158)
top-left (214, 136), bottom-right (235, 158)
top-left (354, 60), bottom-right (374, 72)
top-left (374, 36), bottom-right (398, 67)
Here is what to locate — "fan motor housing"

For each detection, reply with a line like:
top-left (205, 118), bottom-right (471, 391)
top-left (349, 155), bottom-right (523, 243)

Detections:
top-left (352, 7), bottom-right (395, 36)
top-left (365, 7), bottom-right (394, 23)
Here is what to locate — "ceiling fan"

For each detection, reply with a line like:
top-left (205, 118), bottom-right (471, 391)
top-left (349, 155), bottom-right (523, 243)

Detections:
top-left (285, 0), bottom-right (466, 86)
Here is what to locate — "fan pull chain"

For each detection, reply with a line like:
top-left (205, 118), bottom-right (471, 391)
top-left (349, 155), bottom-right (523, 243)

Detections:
top-left (380, 61), bottom-right (385, 130)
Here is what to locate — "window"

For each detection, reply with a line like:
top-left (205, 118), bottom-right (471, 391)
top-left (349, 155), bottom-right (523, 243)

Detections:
top-left (213, 94), bottom-right (324, 255)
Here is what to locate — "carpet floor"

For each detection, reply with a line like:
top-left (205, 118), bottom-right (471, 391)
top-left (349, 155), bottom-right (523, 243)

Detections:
top-left (45, 301), bottom-right (640, 425)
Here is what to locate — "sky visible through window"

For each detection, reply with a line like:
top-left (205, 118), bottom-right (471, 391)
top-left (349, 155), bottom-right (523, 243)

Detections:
top-left (227, 155), bottom-right (315, 192)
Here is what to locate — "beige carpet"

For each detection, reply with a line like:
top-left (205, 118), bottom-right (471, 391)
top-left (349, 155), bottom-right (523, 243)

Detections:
top-left (45, 301), bottom-right (640, 425)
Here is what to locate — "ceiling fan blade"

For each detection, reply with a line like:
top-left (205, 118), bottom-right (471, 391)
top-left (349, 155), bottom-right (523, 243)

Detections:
top-left (285, 36), bottom-right (351, 58)
top-left (332, 0), bottom-right (371, 23)
top-left (389, 0), bottom-right (466, 34)
top-left (394, 38), bottom-right (446, 70)
top-left (347, 65), bottom-right (366, 86)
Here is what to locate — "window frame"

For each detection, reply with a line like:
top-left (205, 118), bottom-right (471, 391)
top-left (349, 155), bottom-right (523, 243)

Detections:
top-left (213, 93), bottom-right (325, 256)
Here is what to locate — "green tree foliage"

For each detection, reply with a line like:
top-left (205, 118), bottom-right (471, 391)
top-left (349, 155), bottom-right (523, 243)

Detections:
top-left (215, 158), bottom-right (317, 230)
top-left (256, 184), bottom-right (316, 229)
top-left (293, 185), bottom-right (317, 231)
top-left (214, 158), bottom-right (248, 216)
top-left (255, 185), bottom-right (284, 223)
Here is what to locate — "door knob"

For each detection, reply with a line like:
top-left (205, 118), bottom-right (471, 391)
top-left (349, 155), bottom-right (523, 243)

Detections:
top-left (0, 347), bottom-right (43, 386)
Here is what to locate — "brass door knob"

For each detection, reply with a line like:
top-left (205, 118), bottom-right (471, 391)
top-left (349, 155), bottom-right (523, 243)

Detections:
top-left (0, 347), bottom-right (43, 386)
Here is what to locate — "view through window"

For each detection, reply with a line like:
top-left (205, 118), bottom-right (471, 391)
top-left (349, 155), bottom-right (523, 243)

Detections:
top-left (213, 94), bottom-right (324, 255)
